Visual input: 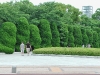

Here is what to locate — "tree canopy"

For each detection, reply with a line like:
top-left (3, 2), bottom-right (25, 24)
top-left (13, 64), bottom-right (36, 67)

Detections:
top-left (0, 0), bottom-right (100, 52)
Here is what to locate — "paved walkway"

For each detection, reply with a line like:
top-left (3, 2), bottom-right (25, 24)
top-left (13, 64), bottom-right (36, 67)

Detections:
top-left (0, 52), bottom-right (100, 74)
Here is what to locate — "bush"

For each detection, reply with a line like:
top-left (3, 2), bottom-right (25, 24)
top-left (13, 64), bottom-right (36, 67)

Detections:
top-left (39, 19), bottom-right (52, 47)
top-left (15, 17), bottom-right (30, 51)
top-left (50, 22), bottom-right (60, 47)
top-left (33, 47), bottom-right (100, 56)
top-left (4, 48), bottom-right (14, 54)
top-left (0, 44), bottom-right (14, 54)
top-left (0, 44), bottom-right (3, 52)
top-left (0, 22), bottom-right (17, 49)
top-left (29, 24), bottom-right (41, 49)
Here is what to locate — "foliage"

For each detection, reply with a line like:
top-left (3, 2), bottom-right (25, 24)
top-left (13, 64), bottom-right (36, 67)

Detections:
top-left (93, 27), bottom-right (100, 47)
top-left (0, 22), bottom-right (17, 49)
top-left (60, 24), bottom-right (68, 47)
top-left (92, 31), bottom-right (99, 48)
top-left (73, 25), bottom-right (82, 46)
top-left (0, 44), bottom-right (14, 54)
top-left (29, 24), bottom-right (41, 48)
top-left (86, 29), bottom-right (93, 46)
top-left (0, 1), bottom-right (100, 49)
top-left (39, 19), bottom-right (52, 47)
top-left (13, 0), bottom-right (34, 20)
top-left (68, 25), bottom-right (75, 47)
top-left (50, 22), bottom-right (60, 47)
top-left (0, 2), bottom-right (23, 25)
top-left (33, 47), bottom-right (100, 56)
top-left (92, 8), bottom-right (100, 20)
top-left (15, 17), bottom-right (30, 51)
top-left (66, 4), bottom-right (82, 24)
top-left (81, 26), bottom-right (89, 46)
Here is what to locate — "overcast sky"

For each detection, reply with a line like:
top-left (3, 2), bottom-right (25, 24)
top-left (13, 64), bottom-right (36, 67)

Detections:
top-left (0, 0), bottom-right (99, 13)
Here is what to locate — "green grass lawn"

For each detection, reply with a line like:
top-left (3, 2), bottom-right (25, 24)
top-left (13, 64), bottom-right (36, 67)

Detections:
top-left (33, 47), bottom-right (100, 56)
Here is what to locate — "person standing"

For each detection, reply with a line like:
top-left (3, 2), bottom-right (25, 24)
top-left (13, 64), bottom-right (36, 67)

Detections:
top-left (30, 45), bottom-right (34, 55)
top-left (26, 41), bottom-right (31, 56)
top-left (20, 42), bottom-right (25, 56)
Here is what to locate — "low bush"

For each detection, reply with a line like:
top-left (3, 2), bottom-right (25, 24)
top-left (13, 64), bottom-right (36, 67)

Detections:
top-left (0, 44), bottom-right (14, 54)
top-left (33, 47), bottom-right (100, 56)
top-left (4, 48), bottom-right (14, 54)
top-left (0, 44), bottom-right (3, 52)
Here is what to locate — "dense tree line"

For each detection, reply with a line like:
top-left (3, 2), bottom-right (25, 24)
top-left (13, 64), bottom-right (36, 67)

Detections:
top-left (0, 0), bottom-right (100, 52)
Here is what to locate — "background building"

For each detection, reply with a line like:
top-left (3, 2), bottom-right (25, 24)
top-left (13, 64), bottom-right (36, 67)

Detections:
top-left (82, 6), bottom-right (93, 18)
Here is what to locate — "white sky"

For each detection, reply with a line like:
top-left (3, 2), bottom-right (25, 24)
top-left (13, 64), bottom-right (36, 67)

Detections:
top-left (0, 0), bottom-right (100, 13)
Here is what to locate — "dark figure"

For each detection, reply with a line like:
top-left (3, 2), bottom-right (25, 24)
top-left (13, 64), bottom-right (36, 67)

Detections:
top-left (30, 45), bottom-right (34, 55)
top-left (26, 41), bottom-right (31, 56)
top-left (31, 45), bottom-right (34, 51)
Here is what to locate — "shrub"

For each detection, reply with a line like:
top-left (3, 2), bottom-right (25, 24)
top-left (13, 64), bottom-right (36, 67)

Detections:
top-left (50, 22), bottom-right (60, 47)
top-left (68, 25), bottom-right (75, 47)
top-left (93, 31), bottom-right (99, 48)
top-left (73, 26), bottom-right (82, 46)
top-left (39, 19), bottom-right (52, 47)
top-left (15, 17), bottom-right (30, 51)
top-left (29, 24), bottom-right (41, 49)
top-left (0, 44), bottom-right (14, 54)
top-left (60, 24), bottom-right (68, 47)
top-left (33, 47), bottom-right (100, 56)
top-left (0, 22), bottom-right (17, 49)
top-left (4, 48), bottom-right (14, 54)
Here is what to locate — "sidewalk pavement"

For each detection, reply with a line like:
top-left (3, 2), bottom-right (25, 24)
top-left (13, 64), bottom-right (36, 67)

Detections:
top-left (0, 65), bottom-right (100, 74)
top-left (0, 52), bottom-right (100, 74)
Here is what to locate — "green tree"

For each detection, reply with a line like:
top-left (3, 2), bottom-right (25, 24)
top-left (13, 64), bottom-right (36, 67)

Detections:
top-left (65, 4), bottom-right (82, 24)
top-left (0, 22), bottom-right (17, 49)
top-left (0, 2), bottom-right (20, 24)
top-left (15, 17), bottom-right (30, 51)
top-left (50, 22), bottom-right (60, 47)
top-left (81, 27), bottom-right (89, 46)
top-left (73, 26), bottom-right (82, 46)
top-left (86, 29), bottom-right (93, 47)
top-left (92, 8), bottom-right (100, 20)
top-left (68, 25), bottom-right (75, 47)
top-left (92, 31), bottom-right (99, 48)
top-left (13, 0), bottom-right (34, 21)
top-left (80, 15), bottom-right (91, 26)
top-left (29, 24), bottom-right (41, 48)
top-left (39, 19), bottom-right (52, 47)
top-left (93, 27), bottom-right (100, 47)
top-left (60, 24), bottom-right (68, 47)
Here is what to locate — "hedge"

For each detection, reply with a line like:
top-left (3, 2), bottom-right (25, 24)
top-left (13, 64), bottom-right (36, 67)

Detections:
top-left (0, 44), bottom-right (14, 54)
top-left (33, 47), bottom-right (100, 56)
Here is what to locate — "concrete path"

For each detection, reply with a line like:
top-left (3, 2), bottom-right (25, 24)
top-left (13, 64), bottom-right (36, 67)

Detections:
top-left (0, 52), bottom-right (100, 74)
top-left (0, 65), bottom-right (100, 74)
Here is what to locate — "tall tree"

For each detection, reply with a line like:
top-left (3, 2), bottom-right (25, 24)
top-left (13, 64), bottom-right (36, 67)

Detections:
top-left (60, 24), bottom-right (68, 47)
top-left (0, 22), bottom-right (17, 49)
top-left (0, 2), bottom-right (20, 24)
top-left (65, 4), bottom-right (82, 24)
top-left (39, 19), bottom-right (52, 47)
top-left (86, 28), bottom-right (93, 47)
top-left (92, 31), bottom-right (99, 48)
top-left (73, 25), bottom-right (82, 46)
top-left (81, 26), bottom-right (89, 46)
top-left (92, 8), bottom-right (100, 20)
top-left (50, 22), bottom-right (60, 47)
top-left (29, 24), bottom-right (41, 48)
top-left (15, 17), bottom-right (30, 51)
top-left (68, 25), bottom-right (75, 47)
top-left (13, 0), bottom-right (34, 20)
top-left (93, 27), bottom-right (100, 47)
